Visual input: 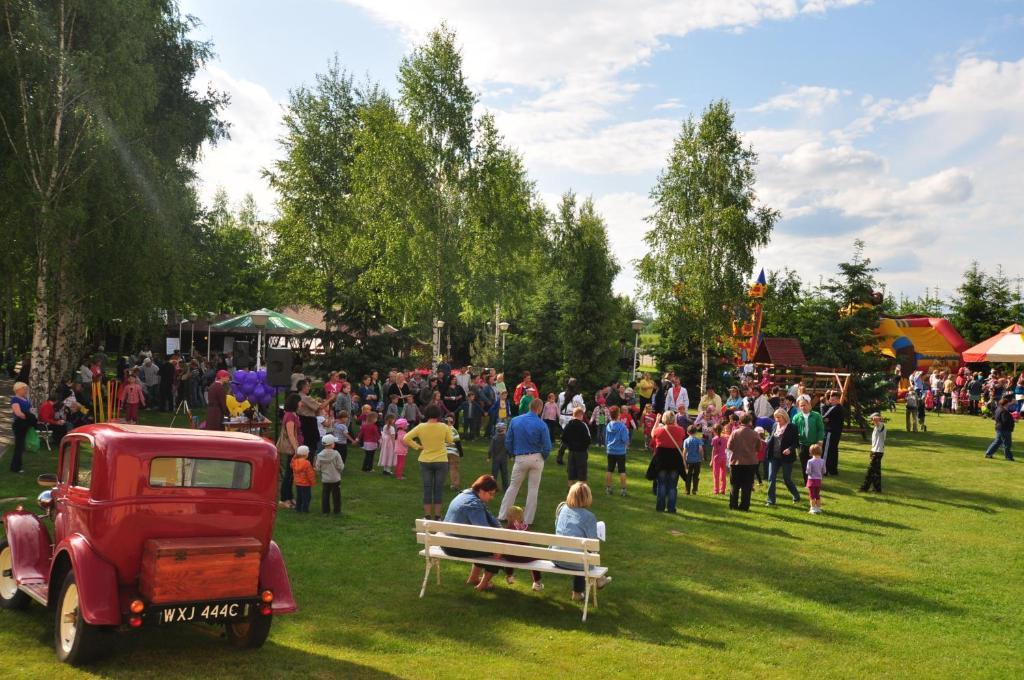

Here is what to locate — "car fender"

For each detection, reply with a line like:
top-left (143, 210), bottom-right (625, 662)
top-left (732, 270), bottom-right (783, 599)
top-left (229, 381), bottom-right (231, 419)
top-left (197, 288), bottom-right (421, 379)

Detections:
top-left (260, 540), bottom-right (297, 614)
top-left (2, 509), bottom-right (52, 583)
top-left (54, 534), bottom-right (121, 625)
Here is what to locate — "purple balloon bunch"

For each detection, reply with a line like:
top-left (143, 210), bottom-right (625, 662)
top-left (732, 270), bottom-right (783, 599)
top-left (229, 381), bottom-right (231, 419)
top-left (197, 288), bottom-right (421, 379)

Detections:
top-left (231, 369), bottom-right (278, 407)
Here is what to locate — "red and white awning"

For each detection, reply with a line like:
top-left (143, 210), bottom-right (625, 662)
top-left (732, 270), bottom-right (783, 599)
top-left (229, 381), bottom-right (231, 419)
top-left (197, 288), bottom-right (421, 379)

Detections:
top-left (962, 324), bottom-right (1024, 363)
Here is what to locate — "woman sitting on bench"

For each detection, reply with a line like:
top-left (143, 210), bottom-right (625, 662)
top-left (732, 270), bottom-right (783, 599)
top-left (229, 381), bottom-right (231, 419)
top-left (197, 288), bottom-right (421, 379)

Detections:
top-left (442, 474), bottom-right (502, 592)
top-left (555, 482), bottom-right (612, 602)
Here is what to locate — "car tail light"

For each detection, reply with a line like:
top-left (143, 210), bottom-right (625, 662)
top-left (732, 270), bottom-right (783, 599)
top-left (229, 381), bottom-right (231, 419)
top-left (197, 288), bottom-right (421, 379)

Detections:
top-left (260, 604), bottom-right (272, 616)
top-left (260, 589), bottom-right (274, 603)
top-left (130, 599), bottom-right (145, 614)
top-left (129, 615), bottom-right (143, 628)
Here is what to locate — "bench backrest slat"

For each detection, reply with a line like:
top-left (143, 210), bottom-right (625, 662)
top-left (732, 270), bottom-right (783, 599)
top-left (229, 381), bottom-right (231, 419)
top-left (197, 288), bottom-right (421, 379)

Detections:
top-left (416, 533), bottom-right (599, 566)
top-left (415, 519), bottom-right (600, 552)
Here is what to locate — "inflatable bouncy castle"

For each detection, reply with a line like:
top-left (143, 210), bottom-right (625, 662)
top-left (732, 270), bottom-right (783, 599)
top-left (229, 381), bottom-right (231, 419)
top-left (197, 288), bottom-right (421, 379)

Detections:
top-left (874, 316), bottom-right (969, 375)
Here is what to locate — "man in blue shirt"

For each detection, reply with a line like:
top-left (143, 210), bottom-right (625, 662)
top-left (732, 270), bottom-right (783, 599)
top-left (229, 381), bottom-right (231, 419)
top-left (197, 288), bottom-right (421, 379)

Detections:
top-left (498, 398), bottom-right (552, 525)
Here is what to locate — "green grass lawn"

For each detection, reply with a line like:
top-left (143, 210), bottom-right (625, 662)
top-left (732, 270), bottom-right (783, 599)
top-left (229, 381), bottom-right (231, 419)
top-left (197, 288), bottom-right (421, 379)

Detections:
top-left (2, 407), bottom-right (1022, 679)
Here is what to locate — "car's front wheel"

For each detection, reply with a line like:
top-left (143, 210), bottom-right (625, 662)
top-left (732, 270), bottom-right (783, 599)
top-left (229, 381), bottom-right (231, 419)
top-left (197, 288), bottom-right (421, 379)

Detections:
top-left (225, 609), bottom-right (272, 649)
top-left (54, 570), bottom-right (110, 665)
top-left (0, 539), bottom-right (31, 610)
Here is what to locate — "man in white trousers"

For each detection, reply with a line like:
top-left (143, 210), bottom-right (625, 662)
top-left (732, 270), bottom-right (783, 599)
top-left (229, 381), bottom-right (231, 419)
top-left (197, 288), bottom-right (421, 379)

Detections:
top-left (498, 398), bottom-right (552, 525)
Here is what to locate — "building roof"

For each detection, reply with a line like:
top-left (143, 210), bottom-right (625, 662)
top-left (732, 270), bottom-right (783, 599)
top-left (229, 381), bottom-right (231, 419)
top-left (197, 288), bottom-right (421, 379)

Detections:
top-left (752, 337), bottom-right (807, 367)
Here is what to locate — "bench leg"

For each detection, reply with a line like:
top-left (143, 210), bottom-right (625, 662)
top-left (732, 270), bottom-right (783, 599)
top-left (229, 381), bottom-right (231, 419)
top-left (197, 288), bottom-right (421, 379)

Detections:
top-left (582, 577), bottom-right (591, 622)
top-left (435, 559), bottom-right (441, 585)
top-left (591, 578), bottom-right (598, 609)
top-left (419, 558), bottom-right (433, 598)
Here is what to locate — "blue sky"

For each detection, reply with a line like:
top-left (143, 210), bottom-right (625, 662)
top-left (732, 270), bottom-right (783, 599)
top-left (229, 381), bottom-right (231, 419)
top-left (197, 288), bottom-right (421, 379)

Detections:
top-left (181, 0), bottom-right (1024, 301)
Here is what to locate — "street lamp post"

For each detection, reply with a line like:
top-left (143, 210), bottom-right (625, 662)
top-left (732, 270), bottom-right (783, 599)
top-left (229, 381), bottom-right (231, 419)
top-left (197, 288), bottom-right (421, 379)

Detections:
top-left (498, 321), bottom-right (510, 368)
top-left (432, 319), bottom-right (445, 371)
top-left (250, 310), bottom-right (270, 371)
top-left (631, 319), bottom-right (645, 379)
top-left (178, 318), bottom-right (191, 356)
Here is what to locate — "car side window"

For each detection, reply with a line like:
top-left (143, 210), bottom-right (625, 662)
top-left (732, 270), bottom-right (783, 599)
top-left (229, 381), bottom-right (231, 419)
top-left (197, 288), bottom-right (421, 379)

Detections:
top-left (60, 441), bottom-right (74, 483)
top-left (74, 441), bottom-right (94, 489)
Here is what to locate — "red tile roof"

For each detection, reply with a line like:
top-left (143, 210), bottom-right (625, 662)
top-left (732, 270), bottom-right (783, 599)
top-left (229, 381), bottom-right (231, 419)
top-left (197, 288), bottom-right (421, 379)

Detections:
top-left (752, 337), bottom-right (807, 367)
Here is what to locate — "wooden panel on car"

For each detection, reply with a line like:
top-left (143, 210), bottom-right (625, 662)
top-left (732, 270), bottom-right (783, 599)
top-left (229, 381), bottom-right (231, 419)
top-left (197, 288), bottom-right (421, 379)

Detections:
top-left (140, 537), bottom-right (262, 604)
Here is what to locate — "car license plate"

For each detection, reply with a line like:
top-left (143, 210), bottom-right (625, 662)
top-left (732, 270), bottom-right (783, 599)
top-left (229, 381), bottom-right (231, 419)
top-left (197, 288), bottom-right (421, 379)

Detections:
top-left (153, 600), bottom-right (255, 625)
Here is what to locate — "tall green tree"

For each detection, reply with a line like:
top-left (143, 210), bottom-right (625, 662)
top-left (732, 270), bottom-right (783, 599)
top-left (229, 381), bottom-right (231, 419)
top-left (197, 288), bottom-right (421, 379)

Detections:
top-left (265, 59), bottom-right (362, 325)
top-left (397, 23), bottom-right (476, 326)
top-left (638, 100), bottom-right (778, 392)
top-left (949, 262), bottom-right (1020, 344)
top-left (0, 0), bottom-right (224, 399)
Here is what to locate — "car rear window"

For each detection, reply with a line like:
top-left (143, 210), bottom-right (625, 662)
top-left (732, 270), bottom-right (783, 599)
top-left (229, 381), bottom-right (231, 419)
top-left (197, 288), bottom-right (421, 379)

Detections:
top-left (149, 458), bottom-right (252, 490)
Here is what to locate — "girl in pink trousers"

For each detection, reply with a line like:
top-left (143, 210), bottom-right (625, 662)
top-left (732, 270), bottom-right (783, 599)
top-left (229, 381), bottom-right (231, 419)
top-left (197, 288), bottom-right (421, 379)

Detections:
top-left (710, 424), bottom-right (728, 494)
top-left (378, 414), bottom-right (398, 476)
top-left (394, 418), bottom-right (409, 480)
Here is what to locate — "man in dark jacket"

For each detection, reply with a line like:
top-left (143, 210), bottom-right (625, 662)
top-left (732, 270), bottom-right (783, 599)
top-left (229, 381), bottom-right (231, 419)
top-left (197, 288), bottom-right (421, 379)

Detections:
top-left (820, 391), bottom-right (845, 475)
top-left (158, 356), bottom-right (176, 411)
top-left (984, 397), bottom-right (1015, 461)
top-left (559, 407), bottom-right (593, 485)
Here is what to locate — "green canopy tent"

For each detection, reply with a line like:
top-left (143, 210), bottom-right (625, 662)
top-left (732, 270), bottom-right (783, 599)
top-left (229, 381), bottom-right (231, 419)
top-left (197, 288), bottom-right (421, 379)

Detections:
top-left (210, 308), bottom-right (315, 369)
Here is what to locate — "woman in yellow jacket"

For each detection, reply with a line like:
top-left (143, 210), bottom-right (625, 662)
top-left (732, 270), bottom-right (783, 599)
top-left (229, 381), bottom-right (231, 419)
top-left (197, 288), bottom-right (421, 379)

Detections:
top-left (403, 404), bottom-right (455, 519)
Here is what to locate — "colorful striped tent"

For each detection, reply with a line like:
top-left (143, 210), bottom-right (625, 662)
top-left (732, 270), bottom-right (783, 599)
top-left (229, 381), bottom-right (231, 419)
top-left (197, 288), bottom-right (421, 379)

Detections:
top-left (962, 324), bottom-right (1024, 364)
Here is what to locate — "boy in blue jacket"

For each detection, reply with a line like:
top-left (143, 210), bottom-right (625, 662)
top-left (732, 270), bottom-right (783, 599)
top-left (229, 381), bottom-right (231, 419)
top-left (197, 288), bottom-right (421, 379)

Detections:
top-left (605, 405), bottom-right (631, 497)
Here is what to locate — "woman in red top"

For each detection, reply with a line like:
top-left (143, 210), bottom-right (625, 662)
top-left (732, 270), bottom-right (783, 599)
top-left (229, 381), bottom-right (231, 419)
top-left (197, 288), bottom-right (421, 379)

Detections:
top-left (38, 394), bottom-right (68, 443)
top-left (650, 412), bottom-right (687, 513)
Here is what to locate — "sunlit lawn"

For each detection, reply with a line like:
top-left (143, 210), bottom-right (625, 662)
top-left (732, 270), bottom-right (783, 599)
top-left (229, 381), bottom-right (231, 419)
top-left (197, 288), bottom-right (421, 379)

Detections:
top-left (2, 406), bottom-right (1022, 679)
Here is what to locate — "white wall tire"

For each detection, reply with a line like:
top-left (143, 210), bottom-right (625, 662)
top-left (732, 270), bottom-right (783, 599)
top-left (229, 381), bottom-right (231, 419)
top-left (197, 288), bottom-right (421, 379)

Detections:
top-left (0, 540), bottom-right (30, 610)
top-left (53, 571), bottom-right (110, 665)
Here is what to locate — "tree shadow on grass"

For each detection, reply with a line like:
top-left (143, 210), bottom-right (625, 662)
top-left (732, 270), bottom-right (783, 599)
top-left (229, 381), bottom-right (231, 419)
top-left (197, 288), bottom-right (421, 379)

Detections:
top-left (858, 495), bottom-right (936, 512)
top-left (889, 473), bottom-right (1021, 512)
top-left (766, 511), bottom-right (882, 537)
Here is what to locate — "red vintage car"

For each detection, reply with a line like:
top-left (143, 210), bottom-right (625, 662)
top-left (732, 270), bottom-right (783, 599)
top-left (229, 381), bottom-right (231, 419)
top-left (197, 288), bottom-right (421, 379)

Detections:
top-left (0, 424), bottom-right (296, 665)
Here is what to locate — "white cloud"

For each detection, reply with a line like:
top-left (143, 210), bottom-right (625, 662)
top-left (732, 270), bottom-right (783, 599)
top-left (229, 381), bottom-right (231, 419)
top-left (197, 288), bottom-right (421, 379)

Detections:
top-left (654, 98), bottom-right (685, 111)
top-left (749, 85), bottom-right (850, 115)
top-left (191, 65), bottom-right (285, 216)
top-left (593, 192), bottom-right (656, 296)
top-left (341, 0), bottom-right (865, 174)
top-left (895, 57), bottom-right (1024, 119)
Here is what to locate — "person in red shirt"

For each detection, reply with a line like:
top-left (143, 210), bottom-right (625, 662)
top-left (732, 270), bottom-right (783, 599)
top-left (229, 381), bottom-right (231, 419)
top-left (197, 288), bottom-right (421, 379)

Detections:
top-left (38, 394), bottom-right (67, 443)
top-left (358, 412), bottom-right (381, 472)
top-left (513, 371), bottom-right (538, 409)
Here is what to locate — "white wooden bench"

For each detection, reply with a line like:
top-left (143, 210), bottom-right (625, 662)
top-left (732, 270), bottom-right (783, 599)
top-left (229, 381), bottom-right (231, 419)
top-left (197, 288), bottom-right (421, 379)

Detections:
top-left (415, 519), bottom-right (608, 621)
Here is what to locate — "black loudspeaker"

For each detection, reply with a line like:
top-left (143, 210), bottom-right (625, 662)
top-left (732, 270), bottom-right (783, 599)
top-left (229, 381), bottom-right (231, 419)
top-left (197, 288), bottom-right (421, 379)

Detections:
top-left (266, 348), bottom-right (293, 387)
top-left (234, 341), bottom-right (251, 369)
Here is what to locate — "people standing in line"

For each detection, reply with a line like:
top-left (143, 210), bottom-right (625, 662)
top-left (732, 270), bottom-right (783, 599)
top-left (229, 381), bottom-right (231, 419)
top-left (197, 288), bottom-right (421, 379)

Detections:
top-left (793, 395), bottom-right (824, 483)
top-left (295, 379), bottom-right (322, 453)
top-left (726, 414), bottom-right (760, 511)
top-left (859, 413), bottom-right (886, 493)
top-left (442, 375), bottom-right (466, 430)
top-left (682, 425), bottom-right (704, 496)
top-left (604, 405), bottom-right (631, 497)
top-left (316, 434), bottom-right (344, 515)
top-left (560, 406), bottom-right (593, 486)
top-left (403, 404), bottom-right (455, 520)
top-left (820, 390), bottom-right (845, 475)
top-left (650, 411), bottom-right (686, 513)
top-left (984, 396), bottom-right (1015, 461)
top-left (278, 393), bottom-right (303, 509)
top-left (905, 389), bottom-right (919, 432)
top-left (9, 382), bottom-right (36, 474)
top-left (204, 370), bottom-right (230, 431)
top-left (497, 398), bottom-right (552, 525)
top-left (805, 443), bottom-right (826, 514)
top-left (291, 446), bottom-right (316, 514)
top-left (663, 375), bottom-right (690, 417)
top-left (487, 421), bottom-right (510, 490)
top-left (765, 408), bottom-right (801, 507)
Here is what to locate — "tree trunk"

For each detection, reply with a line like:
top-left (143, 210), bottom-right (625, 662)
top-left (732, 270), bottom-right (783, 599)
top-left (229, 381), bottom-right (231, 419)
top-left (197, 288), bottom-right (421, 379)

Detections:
top-left (700, 335), bottom-right (708, 396)
top-left (29, 246), bottom-right (51, 405)
top-left (494, 303), bottom-right (500, 349)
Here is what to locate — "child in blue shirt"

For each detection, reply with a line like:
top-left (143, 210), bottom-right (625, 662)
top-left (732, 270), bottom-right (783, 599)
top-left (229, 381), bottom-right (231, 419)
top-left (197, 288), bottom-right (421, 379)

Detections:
top-left (682, 425), bottom-right (704, 495)
top-left (604, 405), bottom-right (631, 497)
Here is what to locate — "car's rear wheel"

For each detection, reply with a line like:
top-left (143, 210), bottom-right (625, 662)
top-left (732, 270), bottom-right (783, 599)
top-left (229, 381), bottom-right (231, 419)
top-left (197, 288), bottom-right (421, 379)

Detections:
top-left (225, 609), bottom-right (272, 649)
top-left (54, 570), bottom-right (110, 665)
top-left (0, 540), bottom-right (30, 610)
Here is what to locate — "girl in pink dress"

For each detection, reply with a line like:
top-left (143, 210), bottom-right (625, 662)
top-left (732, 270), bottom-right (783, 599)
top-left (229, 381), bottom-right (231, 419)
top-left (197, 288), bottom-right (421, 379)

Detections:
top-left (394, 418), bottom-right (409, 480)
top-left (710, 424), bottom-right (729, 495)
top-left (377, 413), bottom-right (397, 476)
